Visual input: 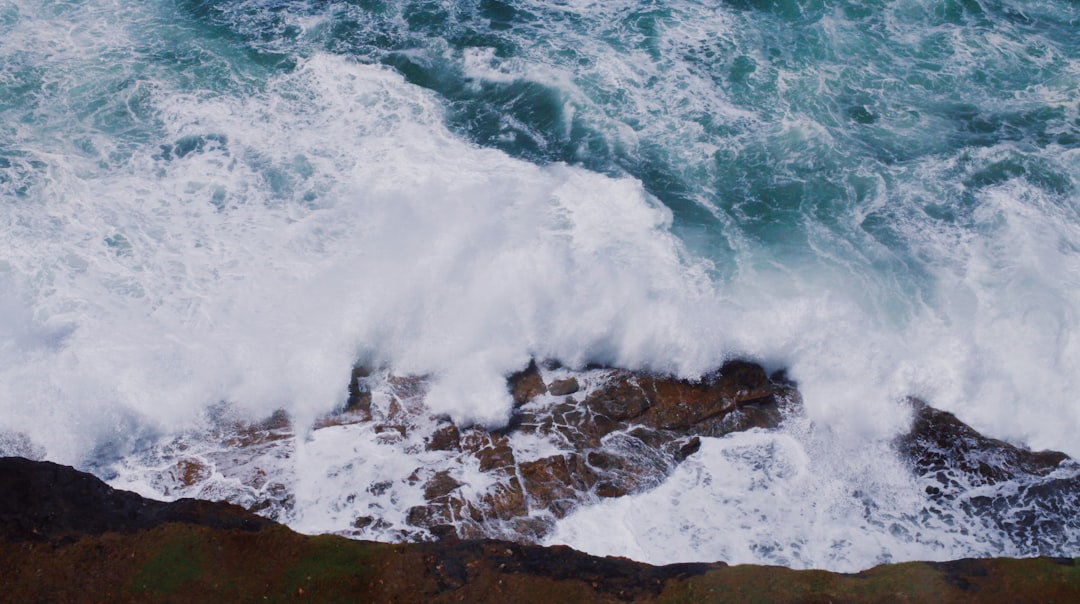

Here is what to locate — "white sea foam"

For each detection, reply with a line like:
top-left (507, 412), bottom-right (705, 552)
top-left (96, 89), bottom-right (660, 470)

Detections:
top-left (2, 0), bottom-right (1080, 571)
top-left (547, 421), bottom-right (1028, 572)
top-left (0, 40), bottom-right (728, 461)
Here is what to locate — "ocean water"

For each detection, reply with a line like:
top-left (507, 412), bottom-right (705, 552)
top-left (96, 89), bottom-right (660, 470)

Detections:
top-left (2, 0), bottom-right (1079, 570)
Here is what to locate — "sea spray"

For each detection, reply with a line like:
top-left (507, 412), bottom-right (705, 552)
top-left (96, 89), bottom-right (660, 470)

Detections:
top-left (1, 0), bottom-right (1079, 571)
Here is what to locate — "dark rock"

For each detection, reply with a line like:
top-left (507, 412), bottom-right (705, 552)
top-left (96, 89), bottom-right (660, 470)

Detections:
top-left (352, 515), bottom-right (374, 528)
top-left (429, 523), bottom-right (458, 540)
top-left (368, 480), bottom-right (393, 496)
top-left (674, 437), bottom-right (701, 461)
top-left (346, 366), bottom-right (373, 416)
top-left (407, 504), bottom-right (446, 528)
top-left (896, 400), bottom-right (1069, 485)
top-left (548, 377), bottom-right (580, 396)
top-left (2, 459), bottom-right (1079, 602)
top-left (0, 457), bottom-right (270, 542)
top-left (896, 400), bottom-right (1080, 555)
top-left (508, 360), bottom-right (546, 406)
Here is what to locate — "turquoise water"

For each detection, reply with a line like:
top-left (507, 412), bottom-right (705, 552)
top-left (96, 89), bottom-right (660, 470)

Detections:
top-left (1, 0), bottom-right (1079, 569)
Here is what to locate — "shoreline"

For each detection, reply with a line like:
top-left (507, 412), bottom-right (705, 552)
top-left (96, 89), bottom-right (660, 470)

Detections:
top-left (2, 456), bottom-right (1078, 602)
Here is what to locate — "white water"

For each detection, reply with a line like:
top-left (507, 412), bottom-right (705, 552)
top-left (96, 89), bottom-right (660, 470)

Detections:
top-left (2, 0), bottom-right (1080, 571)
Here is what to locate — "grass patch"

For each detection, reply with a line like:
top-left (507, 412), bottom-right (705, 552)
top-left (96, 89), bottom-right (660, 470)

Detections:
top-left (275, 535), bottom-right (377, 601)
top-left (130, 533), bottom-right (207, 595)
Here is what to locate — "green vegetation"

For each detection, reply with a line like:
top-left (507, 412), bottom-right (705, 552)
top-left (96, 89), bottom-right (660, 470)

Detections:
top-left (130, 533), bottom-right (207, 595)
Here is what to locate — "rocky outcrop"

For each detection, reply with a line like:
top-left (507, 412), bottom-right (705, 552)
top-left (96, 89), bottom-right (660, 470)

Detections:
top-left (93, 361), bottom-right (1080, 560)
top-left (896, 400), bottom-right (1080, 554)
top-left (0, 457), bottom-right (270, 543)
top-left (400, 361), bottom-right (797, 540)
top-left (897, 399), bottom-right (1070, 485)
top-left (1, 457), bottom-right (1078, 603)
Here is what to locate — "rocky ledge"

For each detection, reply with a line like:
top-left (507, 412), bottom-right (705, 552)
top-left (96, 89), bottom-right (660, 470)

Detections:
top-left (107, 360), bottom-right (798, 543)
top-left (78, 360), bottom-right (1080, 561)
top-left (2, 456), bottom-right (1079, 602)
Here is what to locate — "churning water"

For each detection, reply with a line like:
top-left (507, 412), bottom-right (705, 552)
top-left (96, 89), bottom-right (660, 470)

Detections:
top-left (2, 0), bottom-right (1079, 570)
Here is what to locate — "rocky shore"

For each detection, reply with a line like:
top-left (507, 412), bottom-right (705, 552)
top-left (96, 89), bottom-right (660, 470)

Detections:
top-left (3, 360), bottom-right (1079, 601)
top-left (1, 456), bottom-right (1078, 602)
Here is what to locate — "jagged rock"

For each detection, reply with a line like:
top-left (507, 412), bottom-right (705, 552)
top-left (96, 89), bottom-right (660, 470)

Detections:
top-left (674, 436), bottom-right (702, 461)
top-left (508, 360), bottom-right (546, 406)
top-left (427, 424), bottom-right (462, 452)
top-left (520, 454), bottom-right (599, 517)
top-left (475, 477), bottom-right (528, 521)
top-left (634, 361), bottom-right (777, 431)
top-left (345, 366), bottom-right (373, 416)
top-left (397, 361), bottom-right (797, 538)
top-left (131, 360), bottom-right (796, 543)
top-left (424, 471), bottom-right (463, 501)
top-left (1, 462), bottom-right (1076, 602)
top-left (897, 399), bottom-right (1068, 484)
top-left (583, 376), bottom-right (651, 421)
top-left (461, 430), bottom-right (515, 473)
top-left (171, 458), bottom-right (211, 488)
top-left (896, 399), bottom-right (1080, 555)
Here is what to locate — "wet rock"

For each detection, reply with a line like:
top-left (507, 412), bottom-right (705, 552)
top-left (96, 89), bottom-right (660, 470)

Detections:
top-left (427, 424), bottom-right (461, 452)
top-left (461, 430), bottom-right (515, 473)
top-left (477, 477), bottom-right (529, 521)
top-left (407, 504), bottom-right (448, 528)
top-left (368, 481), bottom-right (393, 496)
top-left (897, 399), bottom-right (1069, 485)
top-left (508, 360), bottom-right (547, 407)
top-left (674, 437), bottom-right (702, 462)
top-left (345, 366), bottom-right (373, 417)
top-left (352, 515), bottom-right (374, 529)
top-left (191, 360), bottom-right (796, 544)
top-left (584, 375), bottom-right (651, 421)
top-left (424, 471), bottom-right (463, 501)
top-left (896, 399), bottom-right (1080, 555)
top-left (635, 361), bottom-right (776, 431)
top-left (520, 454), bottom-right (599, 517)
top-left (171, 458), bottom-right (211, 488)
top-left (548, 377), bottom-right (580, 396)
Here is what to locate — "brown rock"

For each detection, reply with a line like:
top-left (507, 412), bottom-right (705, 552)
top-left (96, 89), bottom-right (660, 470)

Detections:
top-left (478, 477), bottom-right (528, 521)
top-left (519, 454), bottom-right (598, 517)
top-left (508, 360), bottom-right (546, 406)
top-left (406, 504), bottom-right (449, 528)
top-left (461, 430), bottom-right (516, 473)
top-left (352, 515), bottom-right (374, 529)
top-left (583, 373), bottom-right (651, 421)
top-left (549, 377), bottom-right (580, 397)
top-left (424, 471), bottom-right (464, 501)
top-left (172, 458), bottom-right (211, 488)
top-left (427, 424), bottom-right (461, 452)
top-left (345, 366), bottom-right (372, 415)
